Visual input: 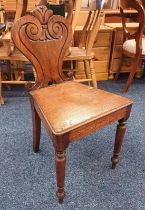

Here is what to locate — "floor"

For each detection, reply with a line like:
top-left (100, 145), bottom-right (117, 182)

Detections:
top-left (0, 77), bottom-right (145, 210)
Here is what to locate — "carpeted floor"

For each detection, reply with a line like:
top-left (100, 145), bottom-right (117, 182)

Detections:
top-left (0, 77), bottom-right (145, 210)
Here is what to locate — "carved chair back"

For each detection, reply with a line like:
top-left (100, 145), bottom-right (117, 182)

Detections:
top-left (79, 7), bottom-right (104, 55)
top-left (120, 0), bottom-right (145, 51)
top-left (12, 5), bottom-right (72, 90)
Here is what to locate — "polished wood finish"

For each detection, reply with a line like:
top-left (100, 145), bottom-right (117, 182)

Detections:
top-left (12, 5), bottom-right (133, 203)
top-left (13, 6), bottom-right (71, 90)
top-left (115, 0), bottom-right (145, 92)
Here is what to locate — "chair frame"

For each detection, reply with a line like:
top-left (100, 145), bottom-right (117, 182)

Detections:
top-left (12, 5), bottom-right (133, 203)
top-left (115, 0), bottom-right (145, 92)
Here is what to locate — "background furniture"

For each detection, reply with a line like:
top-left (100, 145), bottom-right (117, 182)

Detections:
top-left (65, 9), bottom-right (105, 88)
top-left (13, 4), bottom-right (132, 203)
top-left (115, 0), bottom-right (145, 92)
top-left (74, 24), bottom-right (113, 81)
top-left (105, 23), bottom-right (142, 80)
top-left (73, 6), bottom-right (139, 81)
top-left (0, 0), bottom-right (31, 105)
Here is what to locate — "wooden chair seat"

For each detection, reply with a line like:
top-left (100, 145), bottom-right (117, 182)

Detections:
top-left (30, 81), bottom-right (132, 136)
top-left (123, 38), bottom-right (145, 56)
top-left (64, 47), bottom-right (95, 61)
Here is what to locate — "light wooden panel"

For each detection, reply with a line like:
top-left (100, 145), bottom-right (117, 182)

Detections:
top-left (0, 0), bottom-right (38, 11)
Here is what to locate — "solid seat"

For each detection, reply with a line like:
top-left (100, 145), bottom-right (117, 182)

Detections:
top-left (123, 38), bottom-right (145, 56)
top-left (31, 81), bottom-right (132, 135)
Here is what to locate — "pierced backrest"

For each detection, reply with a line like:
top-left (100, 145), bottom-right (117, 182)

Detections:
top-left (12, 5), bottom-right (72, 89)
top-left (120, 0), bottom-right (145, 43)
top-left (79, 3), bottom-right (105, 55)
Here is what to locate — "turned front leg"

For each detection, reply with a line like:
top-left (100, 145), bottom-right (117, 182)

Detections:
top-left (111, 119), bottom-right (127, 169)
top-left (55, 150), bottom-right (66, 203)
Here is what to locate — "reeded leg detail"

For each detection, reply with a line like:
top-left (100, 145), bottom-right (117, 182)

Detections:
top-left (55, 151), bottom-right (66, 203)
top-left (111, 119), bottom-right (127, 169)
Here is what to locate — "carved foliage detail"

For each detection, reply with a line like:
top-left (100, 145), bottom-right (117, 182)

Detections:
top-left (26, 6), bottom-right (67, 41)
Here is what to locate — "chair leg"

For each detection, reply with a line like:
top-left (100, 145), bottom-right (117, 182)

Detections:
top-left (0, 63), bottom-right (4, 105)
top-left (111, 118), bottom-right (127, 169)
top-left (84, 60), bottom-right (91, 86)
top-left (123, 56), bottom-right (140, 92)
top-left (55, 150), bottom-right (66, 203)
top-left (89, 59), bottom-right (97, 88)
top-left (6, 61), bottom-right (13, 80)
top-left (114, 53), bottom-right (124, 81)
top-left (29, 97), bottom-right (41, 152)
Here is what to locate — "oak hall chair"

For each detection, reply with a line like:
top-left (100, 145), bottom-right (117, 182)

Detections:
top-left (64, 2), bottom-right (105, 88)
top-left (115, 0), bottom-right (145, 92)
top-left (12, 5), bottom-right (133, 203)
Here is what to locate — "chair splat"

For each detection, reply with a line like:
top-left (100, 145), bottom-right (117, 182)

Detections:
top-left (12, 5), bottom-right (72, 89)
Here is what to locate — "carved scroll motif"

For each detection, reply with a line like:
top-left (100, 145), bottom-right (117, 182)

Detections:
top-left (12, 5), bottom-right (72, 90)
